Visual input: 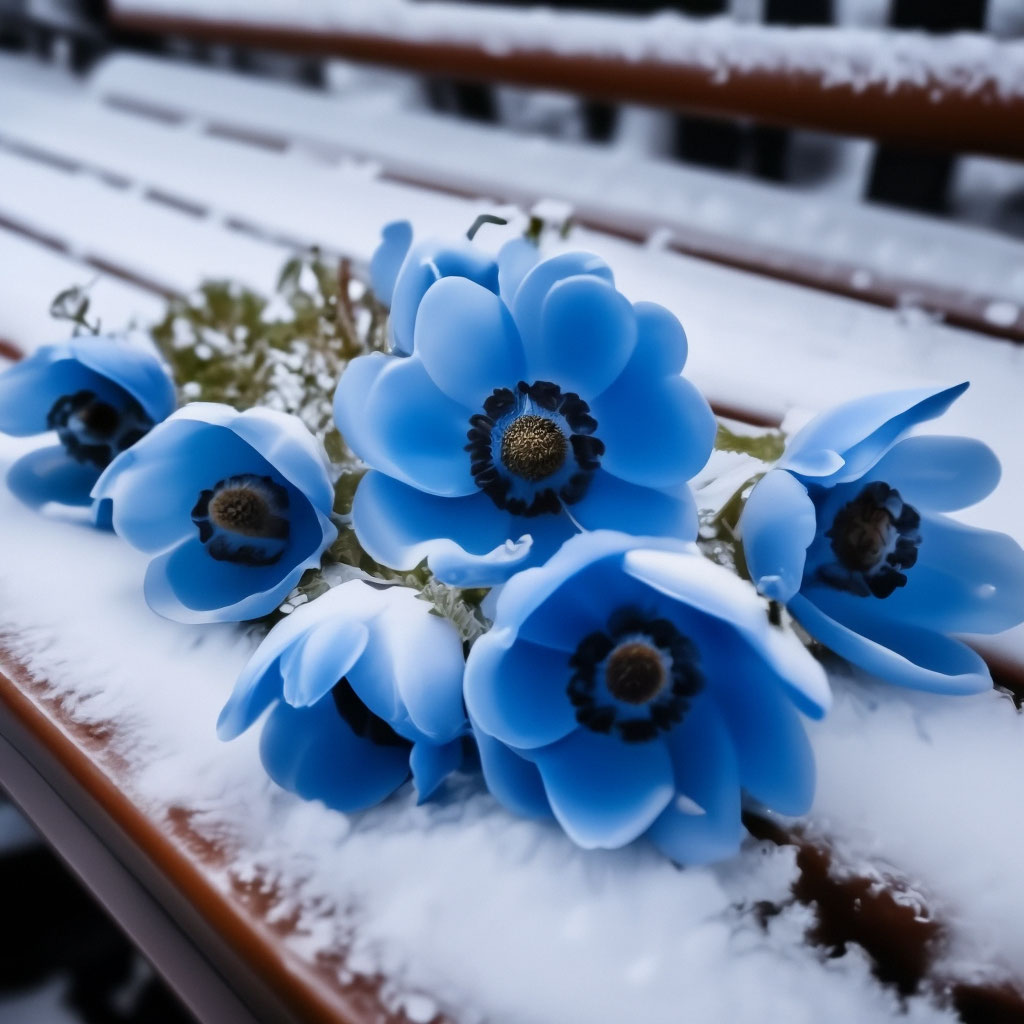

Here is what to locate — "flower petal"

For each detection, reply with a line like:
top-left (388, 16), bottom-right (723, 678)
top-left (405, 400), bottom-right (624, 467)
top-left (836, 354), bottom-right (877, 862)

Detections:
top-left (334, 352), bottom-right (394, 470)
top-left (280, 617), bottom-right (370, 709)
top-left (365, 356), bottom-right (477, 496)
top-left (573, 470), bottom-right (699, 542)
top-left (410, 739), bottom-right (462, 803)
top-left (646, 699), bottom-right (744, 865)
top-left (5, 444), bottom-right (98, 509)
top-left (529, 275), bottom-right (636, 397)
top-left (352, 471), bottom-right (538, 586)
top-left (811, 511), bottom-right (1024, 637)
top-left (368, 587), bottom-right (467, 742)
top-left (390, 241), bottom-right (499, 356)
top-left (710, 668), bottom-right (815, 816)
top-left (790, 593), bottom-right (991, 694)
top-left (530, 729), bottom-right (674, 849)
top-left (739, 469), bottom-right (817, 604)
top-left (259, 696), bottom-right (410, 812)
top-left (370, 220), bottom-right (413, 307)
top-left (414, 277), bottom-right (525, 410)
top-left (780, 382), bottom-right (969, 486)
top-left (473, 724), bottom-right (552, 819)
top-left (590, 373), bottom-right (714, 489)
top-left (70, 336), bottom-right (176, 424)
top-left (464, 629), bottom-right (578, 749)
top-left (0, 350), bottom-right (106, 436)
top-left (628, 301), bottom-right (689, 376)
top-left (144, 537), bottom-right (314, 624)
top-left (625, 547), bottom-right (831, 718)
top-left (511, 251), bottom-right (613, 352)
top-left (497, 237), bottom-right (539, 306)
top-left (867, 434), bottom-right (1001, 512)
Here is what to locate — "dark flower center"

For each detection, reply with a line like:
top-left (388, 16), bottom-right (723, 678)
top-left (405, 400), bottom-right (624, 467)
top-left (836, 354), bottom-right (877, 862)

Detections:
top-left (47, 389), bottom-right (153, 469)
top-left (210, 486), bottom-right (275, 537)
top-left (820, 481), bottom-right (921, 599)
top-left (192, 474), bottom-right (290, 566)
top-left (331, 678), bottom-right (412, 750)
top-left (466, 380), bottom-right (604, 518)
top-left (500, 414), bottom-right (567, 482)
top-left (568, 609), bottom-right (703, 744)
top-left (605, 642), bottom-right (666, 705)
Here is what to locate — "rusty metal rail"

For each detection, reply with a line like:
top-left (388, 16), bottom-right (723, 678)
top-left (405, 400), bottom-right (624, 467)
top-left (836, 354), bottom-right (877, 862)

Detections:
top-left (107, 5), bottom-right (1024, 161)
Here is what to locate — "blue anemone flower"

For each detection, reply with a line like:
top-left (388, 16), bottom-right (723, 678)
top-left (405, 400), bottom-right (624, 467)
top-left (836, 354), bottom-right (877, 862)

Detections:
top-left (93, 403), bottom-right (337, 623)
top-left (337, 245), bottom-right (716, 586)
top-left (218, 580), bottom-right (468, 811)
top-left (740, 383), bottom-right (1024, 695)
top-left (464, 531), bottom-right (829, 863)
top-left (0, 336), bottom-right (175, 516)
top-left (370, 218), bottom-right (537, 357)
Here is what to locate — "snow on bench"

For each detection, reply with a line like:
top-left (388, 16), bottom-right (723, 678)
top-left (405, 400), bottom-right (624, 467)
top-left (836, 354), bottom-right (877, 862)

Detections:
top-left (2, 49), bottom-right (1024, 1023)
top-left (88, 53), bottom-right (1024, 343)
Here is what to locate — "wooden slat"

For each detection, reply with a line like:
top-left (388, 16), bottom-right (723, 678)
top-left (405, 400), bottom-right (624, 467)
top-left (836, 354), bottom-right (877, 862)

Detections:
top-left (107, 5), bottom-right (1024, 161)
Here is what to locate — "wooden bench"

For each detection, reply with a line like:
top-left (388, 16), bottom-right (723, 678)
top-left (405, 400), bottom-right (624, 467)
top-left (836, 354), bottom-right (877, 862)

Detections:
top-left (2, 19), bottom-right (1024, 1022)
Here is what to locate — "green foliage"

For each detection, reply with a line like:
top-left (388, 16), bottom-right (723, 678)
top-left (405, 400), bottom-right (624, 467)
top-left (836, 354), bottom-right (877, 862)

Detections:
top-left (50, 283), bottom-right (101, 335)
top-left (714, 422), bottom-right (786, 464)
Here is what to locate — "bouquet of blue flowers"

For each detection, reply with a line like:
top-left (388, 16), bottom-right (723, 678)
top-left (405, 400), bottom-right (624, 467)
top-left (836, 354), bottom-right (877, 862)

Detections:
top-left (4, 218), bottom-right (1022, 865)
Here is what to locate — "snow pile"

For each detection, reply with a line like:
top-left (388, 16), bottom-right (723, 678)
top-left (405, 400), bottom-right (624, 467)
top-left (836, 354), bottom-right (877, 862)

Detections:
top-left (108, 0), bottom-right (1024, 100)
top-left (1, 425), bottom-right (1022, 1021)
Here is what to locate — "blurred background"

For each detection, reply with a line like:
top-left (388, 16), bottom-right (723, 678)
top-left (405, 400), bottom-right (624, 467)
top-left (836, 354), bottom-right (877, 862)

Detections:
top-left (1, 1), bottom-right (1022, 1021)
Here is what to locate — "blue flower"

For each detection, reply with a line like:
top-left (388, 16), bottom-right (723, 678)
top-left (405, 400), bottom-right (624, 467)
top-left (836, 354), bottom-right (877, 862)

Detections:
top-left (370, 219), bottom-right (538, 358)
top-left (464, 531), bottom-right (829, 863)
top-left (218, 580), bottom-right (468, 811)
top-left (337, 244), bottom-right (716, 586)
top-left (0, 336), bottom-right (175, 516)
top-left (93, 403), bottom-right (337, 623)
top-left (740, 383), bottom-right (1024, 695)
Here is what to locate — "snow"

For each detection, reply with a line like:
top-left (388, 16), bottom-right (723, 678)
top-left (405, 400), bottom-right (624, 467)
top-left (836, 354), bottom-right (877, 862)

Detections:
top-left (107, 1), bottom-right (1024, 103)
top-left (0, 413), bottom-right (1021, 1020)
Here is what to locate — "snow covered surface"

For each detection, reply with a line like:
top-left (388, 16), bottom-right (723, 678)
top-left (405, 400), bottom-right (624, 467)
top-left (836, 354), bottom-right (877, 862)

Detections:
top-left (109, 0), bottom-right (1024, 101)
top-left (1, 426), bottom-right (1022, 1022)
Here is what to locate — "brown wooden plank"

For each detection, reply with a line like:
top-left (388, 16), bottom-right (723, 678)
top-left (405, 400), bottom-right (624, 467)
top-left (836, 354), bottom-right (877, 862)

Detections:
top-left (107, 9), bottom-right (1024, 161)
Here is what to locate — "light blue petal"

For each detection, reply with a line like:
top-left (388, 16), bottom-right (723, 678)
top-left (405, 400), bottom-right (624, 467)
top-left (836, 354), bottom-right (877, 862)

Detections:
top-left (383, 590), bottom-right (467, 742)
top-left (572, 470), bottom-right (699, 542)
top-left (5, 444), bottom-right (98, 509)
top-left (511, 251), bottom-right (613, 353)
top-left (739, 469), bottom-right (817, 604)
top-left (464, 629), bottom-right (577, 749)
top-left (351, 471), bottom-right (538, 586)
top-left (505, 510), bottom-right (578, 568)
top-left (390, 241), bottom-right (499, 356)
top-left (473, 724), bottom-right (552, 819)
top-left (709, 668), bottom-right (815, 816)
top-left (70, 336), bottom-right (176, 424)
top-left (529, 275), bottom-right (636, 397)
top-left (217, 660), bottom-right (283, 740)
top-left (625, 547), bottom-right (831, 718)
top-left (333, 352), bottom-right (395, 471)
top-left (365, 356), bottom-right (477, 496)
top-left (780, 382), bottom-right (969, 486)
top-left (497, 237), bottom-right (538, 306)
top-left (410, 739), bottom-right (462, 803)
top-left (259, 696), bottom-right (410, 812)
top-left (370, 220), bottom-right (412, 307)
top-left (144, 536), bottom-right (314, 624)
top-left (490, 531), bottom-right (663, 651)
top-left (789, 593), bottom-right (991, 694)
top-left (867, 435), bottom-right (1001, 512)
top-left (629, 301), bottom-right (689, 376)
top-left (0, 348), bottom-right (102, 435)
top-left (530, 728), bottom-right (675, 849)
top-left (810, 512), bottom-right (1024, 637)
top-left (227, 407), bottom-right (334, 514)
top-left (280, 618), bottom-right (370, 708)
top-left (646, 699), bottom-right (743, 865)
top-left (591, 373), bottom-right (714, 489)
top-left (414, 277), bottom-right (525, 410)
